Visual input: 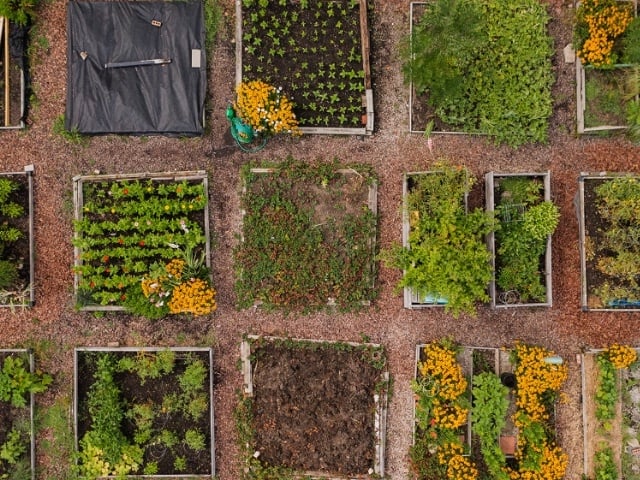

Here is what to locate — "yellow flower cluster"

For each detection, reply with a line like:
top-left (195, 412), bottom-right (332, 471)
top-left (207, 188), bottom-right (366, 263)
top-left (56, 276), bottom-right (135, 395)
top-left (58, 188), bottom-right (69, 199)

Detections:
top-left (577, 0), bottom-right (633, 67)
top-left (235, 80), bottom-right (301, 137)
top-left (168, 278), bottom-right (217, 316)
top-left (508, 444), bottom-right (567, 480)
top-left (437, 443), bottom-right (478, 480)
top-left (603, 343), bottom-right (637, 369)
top-left (513, 343), bottom-right (568, 424)
top-left (418, 342), bottom-right (468, 400)
top-left (141, 275), bottom-right (167, 297)
top-left (165, 258), bottom-right (185, 279)
top-left (431, 401), bottom-right (468, 430)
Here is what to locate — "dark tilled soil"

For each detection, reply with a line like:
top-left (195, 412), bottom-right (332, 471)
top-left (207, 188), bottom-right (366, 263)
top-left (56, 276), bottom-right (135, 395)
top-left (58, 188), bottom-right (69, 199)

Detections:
top-left (251, 341), bottom-right (383, 475)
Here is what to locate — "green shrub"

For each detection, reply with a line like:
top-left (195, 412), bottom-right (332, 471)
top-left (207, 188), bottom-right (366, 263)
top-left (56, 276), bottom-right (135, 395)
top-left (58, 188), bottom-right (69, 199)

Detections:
top-left (495, 177), bottom-right (559, 303)
top-left (381, 162), bottom-right (495, 316)
top-left (404, 0), bottom-right (554, 146)
top-left (471, 372), bottom-right (510, 480)
top-left (0, 355), bottom-right (52, 408)
top-left (0, 260), bottom-right (18, 289)
top-left (0, 0), bottom-right (38, 26)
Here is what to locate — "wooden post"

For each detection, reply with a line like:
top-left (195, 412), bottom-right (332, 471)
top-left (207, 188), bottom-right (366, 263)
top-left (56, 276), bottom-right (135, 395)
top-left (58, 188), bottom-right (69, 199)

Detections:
top-left (4, 18), bottom-right (9, 126)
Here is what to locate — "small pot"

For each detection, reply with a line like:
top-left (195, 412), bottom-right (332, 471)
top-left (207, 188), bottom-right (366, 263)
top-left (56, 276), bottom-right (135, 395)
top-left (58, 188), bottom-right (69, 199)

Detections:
top-left (500, 372), bottom-right (517, 389)
top-left (500, 435), bottom-right (517, 455)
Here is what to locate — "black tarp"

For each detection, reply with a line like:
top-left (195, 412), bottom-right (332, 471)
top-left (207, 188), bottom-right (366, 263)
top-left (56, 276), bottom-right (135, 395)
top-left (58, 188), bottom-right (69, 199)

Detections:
top-left (65, 1), bottom-right (206, 136)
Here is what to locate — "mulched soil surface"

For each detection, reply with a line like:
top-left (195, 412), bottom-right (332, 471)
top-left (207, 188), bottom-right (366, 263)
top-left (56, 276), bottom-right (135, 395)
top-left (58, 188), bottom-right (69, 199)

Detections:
top-left (251, 341), bottom-right (382, 475)
top-left (1, 0), bottom-right (640, 478)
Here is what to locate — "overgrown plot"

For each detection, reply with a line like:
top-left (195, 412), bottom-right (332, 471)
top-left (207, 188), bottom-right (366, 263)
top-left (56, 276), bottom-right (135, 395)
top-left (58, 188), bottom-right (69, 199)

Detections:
top-left (238, 336), bottom-right (388, 478)
top-left (235, 159), bottom-right (378, 312)
top-left (405, 0), bottom-right (554, 146)
top-left (74, 348), bottom-right (215, 478)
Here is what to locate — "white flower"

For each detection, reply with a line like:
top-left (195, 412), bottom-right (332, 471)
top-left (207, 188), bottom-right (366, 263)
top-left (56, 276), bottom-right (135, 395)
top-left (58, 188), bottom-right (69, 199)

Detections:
top-left (167, 243), bottom-right (180, 249)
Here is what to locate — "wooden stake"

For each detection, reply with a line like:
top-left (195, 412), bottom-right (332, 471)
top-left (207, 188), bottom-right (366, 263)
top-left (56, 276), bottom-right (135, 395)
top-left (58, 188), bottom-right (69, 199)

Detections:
top-left (4, 18), bottom-right (9, 126)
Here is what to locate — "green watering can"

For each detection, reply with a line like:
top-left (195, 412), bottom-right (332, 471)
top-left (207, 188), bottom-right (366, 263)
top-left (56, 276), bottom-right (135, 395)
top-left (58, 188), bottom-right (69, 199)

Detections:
top-left (226, 105), bottom-right (266, 152)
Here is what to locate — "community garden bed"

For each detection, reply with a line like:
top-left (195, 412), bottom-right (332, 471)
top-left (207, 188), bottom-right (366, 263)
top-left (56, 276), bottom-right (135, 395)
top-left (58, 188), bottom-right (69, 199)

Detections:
top-left (388, 163), bottom-right (493, 315)
top-left (72, 171), bottom-right (214, 315)
top-left (74, 347), bottom-right (215, 478)
top-left (577, 173), bottom-right (640, 310)
top-left (234, 159), bottom-right (378, 312)
top-left (0, 349), bottom-right (52, 480)
top-left (411, 340), bottom-right (567, 480)
top-left (485, 172), bottom-right (558, 308)
top-left (237, 0), bottom-right (373, 134)
top-left (405, 0), bottom-right (554, 147)
top-left (0, 166), bottom-right (34, 309)
top-left (0, 18), bottom-right (27, 130)
top-left (580, 345), bottom-right (640, 479)
top-left (237, 335), bottom-right (388, 479)
top-left (574, 0), bottom-right (640, 136)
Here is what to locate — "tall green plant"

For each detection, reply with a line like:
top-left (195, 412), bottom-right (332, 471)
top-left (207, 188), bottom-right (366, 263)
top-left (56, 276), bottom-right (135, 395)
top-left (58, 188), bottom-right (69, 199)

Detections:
top-left (402, 0), bottom-right (487, 106)
top-left (471, 372), bottom-right (510, 480)
top-left (495, 177), bottom-right (559, 303)
top-left (381, 162), bottom-right (495, 317)
top-left (0, 355), bottom-right (51, 408)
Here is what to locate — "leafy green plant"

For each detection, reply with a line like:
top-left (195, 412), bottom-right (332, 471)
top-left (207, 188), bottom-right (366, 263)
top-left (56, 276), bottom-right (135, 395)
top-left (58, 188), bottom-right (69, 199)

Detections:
top-left (595, 354), bottom-right (618, 423)
top-left (0, 429), bottom-right (26, 464)
top-left (594, 446), bottom-right (618, 480)
top-left (406, 0), bottom-right (553, 146)
top-left (471, 372), bottom-right (510, 480)
top-left (381, 162), bottom-right (495, 316)
top-left (402, 0), bottom-right (486, 106)
top-left (184, 429), bottom-right (206, 451)
top-left (0, 355), bottom-right (52, 407)
top-left (494, 177), bottom-right (559, 303)
top-left (116, 350), bottom-right (176, 385)
top-left (591, 177), bottom-right (640, 305)
top-left (0, 0), bottom-right (39, 25)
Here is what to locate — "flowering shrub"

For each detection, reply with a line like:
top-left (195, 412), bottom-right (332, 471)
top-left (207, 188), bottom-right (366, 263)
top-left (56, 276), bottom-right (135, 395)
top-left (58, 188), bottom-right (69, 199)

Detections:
top-left (602, 343), bottom-right (637, 369)
top-left (512, 343), bottom-right (567, 425)
top-left (575, 0), bottom-right (633, 67)
top-left (411, 339), bottom-right (475, 479)
top-left (437, 443), bottom-right (478, 480)
top-left (135, 247), bottom-right (216, 318)
top-left (509, 343), bottom-right (568, 480)
top-left (235, 80), bottom-right (301, 137)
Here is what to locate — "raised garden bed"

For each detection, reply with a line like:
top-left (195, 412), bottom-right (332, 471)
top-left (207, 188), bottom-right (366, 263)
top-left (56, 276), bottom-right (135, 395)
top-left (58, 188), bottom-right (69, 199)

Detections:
top-left (577, 173), bottom-right (640, 311)
top-left (0, 349), bottom-right (52, 480)
top-left (406, 0), bottom-right (554, 147)
top-left (237, 0), bottom-right (373, 135)
top-left (234, 159), bottom-right (378, 312)
top-left (580, 346), bottom-right (639, 479)
top-left (238, 335), bottom-right (388, 479)
top-left (72, 171), bottom-right (212, 314)
top-left (74, 347), bottom-right (215, 478)
top-left (485, 172), bottom-right (557, 308)
top-left (0, 166), bottom-right (34, 308)
top-left (0, 18), bottom-right (27, 130)
top-left (575, 0), bottom-right (640, 135)
top-left (390, 164), bottom-right (493, 315)
top-left (411, 340), bottom-right (567, 480)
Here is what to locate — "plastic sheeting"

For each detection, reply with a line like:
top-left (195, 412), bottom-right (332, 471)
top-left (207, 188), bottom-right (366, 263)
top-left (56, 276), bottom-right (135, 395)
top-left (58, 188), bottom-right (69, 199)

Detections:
top-left (65, 1), bottom-right (206, 136)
